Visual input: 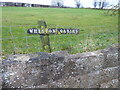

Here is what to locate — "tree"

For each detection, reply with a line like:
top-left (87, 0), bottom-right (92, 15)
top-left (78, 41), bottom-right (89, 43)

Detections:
top-left (100, 1), bottom-right (105, 9)
top-left (105, 1), bottom-right (120, 16)
top-left (98, 0), bottom-right (108, 9)
top-left (93, 0), bottom-right (98, 8)
top-left (75, 0), bottom-right (81, 8)
top-left (51, 0), bottom-right (64, 7)
top-left (93, 2), bottom-right (97, 8)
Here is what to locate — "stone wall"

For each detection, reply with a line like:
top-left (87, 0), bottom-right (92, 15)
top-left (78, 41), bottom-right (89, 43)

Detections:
top-left (1, 44), bottom-right (119, 88)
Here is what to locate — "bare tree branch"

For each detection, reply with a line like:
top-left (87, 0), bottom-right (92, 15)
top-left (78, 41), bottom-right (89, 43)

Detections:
top-left (75, 0), bottom-right (81, 8)
top-left (51, 0), bottom-right (64, 7)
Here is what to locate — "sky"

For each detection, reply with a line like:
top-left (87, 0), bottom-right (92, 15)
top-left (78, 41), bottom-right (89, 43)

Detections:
top-left (0, 0), bottom-right (119, 8)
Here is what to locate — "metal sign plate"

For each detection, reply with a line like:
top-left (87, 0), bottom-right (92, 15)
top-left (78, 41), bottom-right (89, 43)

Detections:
top-left (28, 28), bottom-right (79, 34)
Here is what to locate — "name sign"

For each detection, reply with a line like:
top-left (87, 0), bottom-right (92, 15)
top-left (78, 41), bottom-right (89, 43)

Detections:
top-left (28, 28), bottom-right (79, 34)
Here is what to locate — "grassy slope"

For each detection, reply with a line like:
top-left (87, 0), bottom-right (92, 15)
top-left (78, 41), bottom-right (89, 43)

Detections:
top-left (2, 7), bottom-right (118, 54)
top-left (2, 7), bottom-right (118, 26)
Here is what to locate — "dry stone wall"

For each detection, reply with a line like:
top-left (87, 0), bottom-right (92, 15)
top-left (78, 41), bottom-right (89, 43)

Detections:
top-left (1, 44), bottom-right (119, 88)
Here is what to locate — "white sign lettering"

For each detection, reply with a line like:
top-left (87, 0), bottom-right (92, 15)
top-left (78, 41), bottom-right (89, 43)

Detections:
top-left (28, 28), bottom-right (79, 34)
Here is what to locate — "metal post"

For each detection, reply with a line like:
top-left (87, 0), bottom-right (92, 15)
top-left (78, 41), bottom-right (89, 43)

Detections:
top-left (38, 20), bottom-right (51, 53)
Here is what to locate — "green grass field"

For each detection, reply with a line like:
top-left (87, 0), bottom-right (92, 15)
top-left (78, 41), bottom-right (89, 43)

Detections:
top-left (2, 7), bottom-right (118, 55)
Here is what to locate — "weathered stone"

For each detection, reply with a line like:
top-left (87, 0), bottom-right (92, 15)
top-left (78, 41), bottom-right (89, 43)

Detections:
top-left (48, 66), bottom-right (118, 88)
top-left (100, 79), bottom-right (118, 88)
top-left (0, 60), bottom-right (2, 90)
top-left (1, 44), bottom-right (119, 88)
top-left (51, 50), bottom-right (69, 57)
top-left (79, 66), bottom-right (118, 88)
top-left (7, 54), bottom-right (31, 62)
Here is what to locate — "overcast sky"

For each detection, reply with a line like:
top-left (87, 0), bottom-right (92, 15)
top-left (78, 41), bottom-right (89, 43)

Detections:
top-left (0, 0), bottom-right (119, 7)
